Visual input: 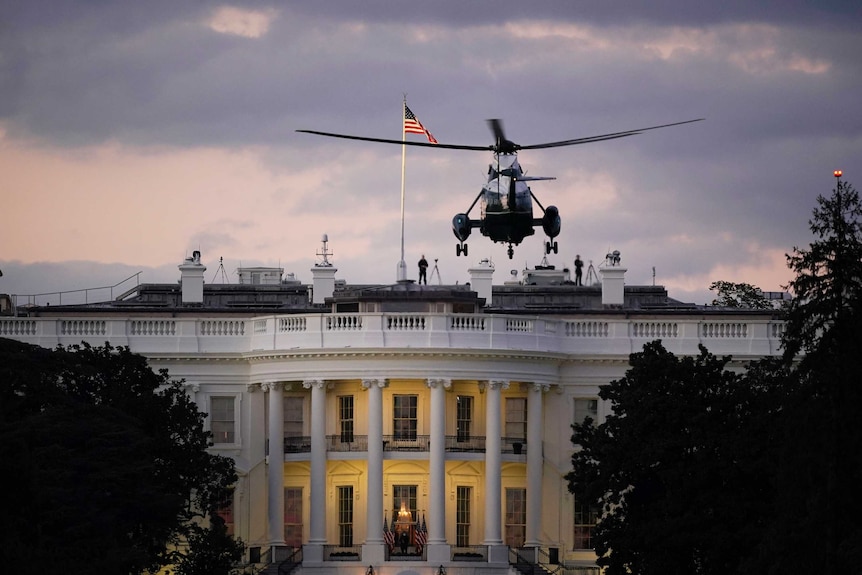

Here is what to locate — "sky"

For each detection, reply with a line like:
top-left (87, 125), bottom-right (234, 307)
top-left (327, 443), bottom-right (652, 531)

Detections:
top-left (2, 1), bottom-right (861, 306)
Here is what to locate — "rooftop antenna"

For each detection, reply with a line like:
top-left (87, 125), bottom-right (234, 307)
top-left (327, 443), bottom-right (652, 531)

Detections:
top-left (211, 257), bottom-right (230, 283)
top-left (316, 233), bottom-right (333, 267)
top-left (652, 266), bottom-right (656, 286)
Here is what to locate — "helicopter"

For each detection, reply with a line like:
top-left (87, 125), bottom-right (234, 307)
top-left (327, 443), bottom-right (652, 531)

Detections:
top-left (297, 117), bottom-right (702, 258)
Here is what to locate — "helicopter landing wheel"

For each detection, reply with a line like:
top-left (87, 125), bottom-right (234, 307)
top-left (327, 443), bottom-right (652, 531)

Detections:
top-left (456, 243), bottom-right (468, 257)
top-left (552, 241), bottom-right (558, 254)
top-left (507, 246), bottom-right (514, 259)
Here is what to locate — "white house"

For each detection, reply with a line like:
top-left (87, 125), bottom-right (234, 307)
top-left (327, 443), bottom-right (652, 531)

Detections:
top-left (0, 252), bottom-right (783, 575)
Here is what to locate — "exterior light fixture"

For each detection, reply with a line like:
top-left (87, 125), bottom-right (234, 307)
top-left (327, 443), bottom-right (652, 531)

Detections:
top-left (366, 566), bottom-right (374, 575)
top-left (438, 565), bottom-right (447, 575)
top-left (834, 170), bottom-right (843, 178)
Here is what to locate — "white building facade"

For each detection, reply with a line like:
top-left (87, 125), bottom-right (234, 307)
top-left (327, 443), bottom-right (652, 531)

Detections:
top-left (0, 258), bottom-right (783, 574)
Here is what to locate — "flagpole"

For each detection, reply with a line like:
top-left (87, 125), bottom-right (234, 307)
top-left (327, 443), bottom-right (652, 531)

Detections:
top-left (397, 95), bottom-right (408, 282)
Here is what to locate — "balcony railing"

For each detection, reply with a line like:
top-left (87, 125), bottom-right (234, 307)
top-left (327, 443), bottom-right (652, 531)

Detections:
top-left (383, 435), bottom-right (429, 451)
top-left (0, 313), bottom-right (786, 359)
top-left (283, 435), bottom-right (529, 454)
top-left (323, 545), bottom-right (362, 561)
top-left (326, 434), bottom-right (368, 452)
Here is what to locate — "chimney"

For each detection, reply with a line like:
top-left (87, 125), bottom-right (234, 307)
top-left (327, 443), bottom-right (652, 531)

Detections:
top-left (599, 250), bottom-right (625, 307)
top-left (178, 250), bottom-right (206, 304)
top-left (468, 259), bottom-right (495, 306)
top-left (311, 234), bottom-right (338, 304)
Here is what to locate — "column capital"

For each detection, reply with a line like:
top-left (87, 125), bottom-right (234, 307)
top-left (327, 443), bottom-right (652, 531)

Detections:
top-left (261, 381), bottom-right (283, 392)
top-left (246, 383), bottom-right (261, 392)
top-left (184, 382), bottom-right (200, 393)
top-left (487, 379), bottom-right (510, 391)
top-left (426, 378), bottom-right (452, 390)
top-left (530, 382), bottom-right (550, 393)
top-left (361, 378), bottom-right (387, 390)
top-left (302, 379), bottom-right (326, 390)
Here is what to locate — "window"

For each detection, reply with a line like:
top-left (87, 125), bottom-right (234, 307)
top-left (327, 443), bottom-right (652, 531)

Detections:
top-left (574, 495), bottom-right (599, 550)
top-left (338, 486), bottom-right (354, 547)
top-left (284, 396), bottom-right (304, 438)
top-left (505, 488), bottom-right (526, 548)
top-left (575, 399), bottom-right (599, 426)
top-left (505, 397), bottom-right (527, 440)
top-left (392, 484), bottom-right (417, 527)
top-left (456, 486), bottom-right (471, 546)
top-left (393, 395), bottom-right (418, 440)
top-left (339, 395), bottom-right (354, 443)
top-left (210, 396), bottom-right (236, 444)
top-left (284, 488), bottom-right (303, 547)
top-left (456, 396), bottom-right (473, 442)
top-left (216, 491), bottom-right (235, 536)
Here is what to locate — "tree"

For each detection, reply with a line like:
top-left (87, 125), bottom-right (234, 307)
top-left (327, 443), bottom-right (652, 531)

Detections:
top-left (0, 339), bottom-right (243, 575)
top-left (566, 341), bottom-right (781, 575)
top-left (708, 280), bottom-right (773, 309)
top-left (758, 177), bottom-right (862, 574)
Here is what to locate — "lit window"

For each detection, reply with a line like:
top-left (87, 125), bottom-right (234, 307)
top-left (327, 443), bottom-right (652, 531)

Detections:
top-left (456, 396), bottom-right (473, 442)
top-left (456, 486), bottom-right (471, 546)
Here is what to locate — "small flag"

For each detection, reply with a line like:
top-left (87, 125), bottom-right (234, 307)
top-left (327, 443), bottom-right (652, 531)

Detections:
top-left (404, 105), bottom-right (438, 144)
top-left (415, 515), bottom-right (428, 554)
top-left (384, 517), bottom-right (395, 553)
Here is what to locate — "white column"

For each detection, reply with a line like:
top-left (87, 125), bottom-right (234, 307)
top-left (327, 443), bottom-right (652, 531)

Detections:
top-left (361, 378), bottom-right (387, 564)
top-left (525, 383), bottom-right (547, 548)
top-left (427, 378), bottom-right (451, 562)
top-left (484, 379), bottom-right (507, 546)
top-left (263, 382), bottom-right (285, 546)
top-left (304, 379), bottom-right (327, 549)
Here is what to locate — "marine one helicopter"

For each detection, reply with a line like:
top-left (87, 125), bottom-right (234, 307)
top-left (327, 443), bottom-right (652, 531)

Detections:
top-left (297, 117), bottom-right (702, 258)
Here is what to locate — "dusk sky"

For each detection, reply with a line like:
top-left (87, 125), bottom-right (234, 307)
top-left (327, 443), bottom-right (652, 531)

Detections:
top-left (2, 1), bottom-right (861, 306)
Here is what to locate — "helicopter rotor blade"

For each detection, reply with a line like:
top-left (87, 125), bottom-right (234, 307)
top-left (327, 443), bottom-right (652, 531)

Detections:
top-left (519, 118), bottom-right (704, 150)
top-left (296, 130), bottom-right (491, 151)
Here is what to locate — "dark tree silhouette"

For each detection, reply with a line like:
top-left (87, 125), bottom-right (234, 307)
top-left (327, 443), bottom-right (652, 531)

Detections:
top-left (0, 339), bottom-right (243, 575)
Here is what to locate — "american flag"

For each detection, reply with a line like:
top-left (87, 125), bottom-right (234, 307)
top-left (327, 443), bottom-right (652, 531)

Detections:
top-left (404, 105), bottom-right (438, 144)
top-left (415, 515), bottom-right (428, 554)
top-left (383, 517), bottom-right (395, 553)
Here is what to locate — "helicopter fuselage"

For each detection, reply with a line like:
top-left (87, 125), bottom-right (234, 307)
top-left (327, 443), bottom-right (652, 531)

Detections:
top-left (453, 153), bottom-right (559, 257)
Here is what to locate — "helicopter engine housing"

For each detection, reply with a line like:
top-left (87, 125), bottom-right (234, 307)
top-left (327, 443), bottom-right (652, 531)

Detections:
top-left (452, 213), bottom-right (471, 242)
top-left (542, 205), bottom-right (561, 238)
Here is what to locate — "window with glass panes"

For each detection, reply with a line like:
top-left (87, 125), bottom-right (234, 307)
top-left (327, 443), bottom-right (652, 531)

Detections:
top-left (574, 398), bottom-right (599, 426)
top-left (284, 488), bottom-right (303, 547)
top-left (210, 396), bottom-right (235, 444)
top-left (392, 484), bottom-right (417, 525)
top-left (505, 397), bottom-right (527, 440)
top-left (216, 492), bottom-right (235, 536)
top-left (338, 486), bottom-right (354, 547)
top-left (456, 486), bottom-right (471, 546)
top-left (284, 397), bottom-right (304, 437)
top-left (339, 395), bottom-right (354, 443)
top-left (393, 395), bottom-right (417, 440)
top-left (573, 495), bottom-right (599, 549)
top-left (456, 396), bottom-right (472, 442)
top-left (505, 488), bottom-right (526, 548)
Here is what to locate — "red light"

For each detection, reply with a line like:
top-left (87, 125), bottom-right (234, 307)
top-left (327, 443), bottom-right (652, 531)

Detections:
top-left (834, 170), bottom-right (843, 178)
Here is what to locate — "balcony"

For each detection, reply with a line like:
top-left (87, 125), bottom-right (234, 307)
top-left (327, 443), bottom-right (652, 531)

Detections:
top-left (0, 312), bottom-right (786, 359)
top-left (283, 435), bottom-right (529, 455)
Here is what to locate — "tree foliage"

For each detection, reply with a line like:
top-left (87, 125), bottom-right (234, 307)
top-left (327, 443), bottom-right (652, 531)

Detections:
top-left (567, 342), bottom-right (782, 575)
top-left (708, 280), bottom-right (773, 309)
top-left (568, 177), bottom-right (862, 575)
top-left (0, 340), bottom-right (243, 575)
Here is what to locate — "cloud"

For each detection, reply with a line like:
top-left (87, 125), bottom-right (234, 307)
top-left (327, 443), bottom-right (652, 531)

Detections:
top-left (206, 6), bottom-right (279, 38)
